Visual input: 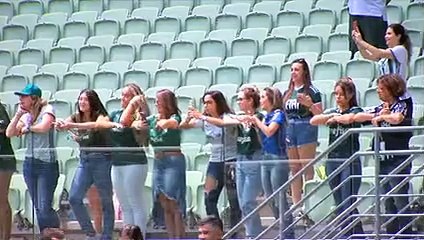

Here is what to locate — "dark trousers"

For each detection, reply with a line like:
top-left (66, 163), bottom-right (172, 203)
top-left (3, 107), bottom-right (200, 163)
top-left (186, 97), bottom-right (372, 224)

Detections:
top-left (380, 156), bottom-right (413, 235)
top-left (204, 160), bottom-right (241, 228)
top-left (349, 14), bottom-right (387, 55)
top-left (326, 158), bottom-right (364, 237)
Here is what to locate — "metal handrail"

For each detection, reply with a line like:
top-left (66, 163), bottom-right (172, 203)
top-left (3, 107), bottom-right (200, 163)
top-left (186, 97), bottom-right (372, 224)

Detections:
top-left (223, 125), bottom-right (424, 239)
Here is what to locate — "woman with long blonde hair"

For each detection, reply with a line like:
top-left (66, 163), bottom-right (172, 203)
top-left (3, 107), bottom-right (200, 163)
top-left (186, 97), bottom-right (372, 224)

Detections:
top-left (6, 83), bottom-right (60, 233)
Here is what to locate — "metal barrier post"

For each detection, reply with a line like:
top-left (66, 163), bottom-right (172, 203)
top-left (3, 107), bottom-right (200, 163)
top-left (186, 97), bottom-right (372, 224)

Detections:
top-left (374, 131), bottom-right (382, 240)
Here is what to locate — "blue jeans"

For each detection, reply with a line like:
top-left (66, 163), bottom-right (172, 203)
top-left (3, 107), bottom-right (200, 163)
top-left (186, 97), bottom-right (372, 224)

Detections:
top-left (380, 156), bottom-right (413, 235)
top-left (23, 158), bottom-right (60, 232)
top-left (69, 152), bottom-right (114, 240)
top-left (152, 154), bottom-right (186, 215)
top-left (261, 153), bottom-right (294, 239)
top-left (326, 158), bottom-right (364, 236)
top-left (205, 160), bottom-right (241, 228)
top-left (236, 151), bottom-right (263, 238)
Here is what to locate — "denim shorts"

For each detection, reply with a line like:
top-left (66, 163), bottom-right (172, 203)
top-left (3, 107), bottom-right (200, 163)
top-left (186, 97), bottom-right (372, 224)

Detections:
top-left (152, 154), bottom-right (186, 214)
top-left (286, 117), bottom-right (318, 148)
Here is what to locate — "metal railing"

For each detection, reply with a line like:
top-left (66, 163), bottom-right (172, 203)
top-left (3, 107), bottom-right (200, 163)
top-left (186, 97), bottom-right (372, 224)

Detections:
top-left (223, 126), bottom-right (424, 240)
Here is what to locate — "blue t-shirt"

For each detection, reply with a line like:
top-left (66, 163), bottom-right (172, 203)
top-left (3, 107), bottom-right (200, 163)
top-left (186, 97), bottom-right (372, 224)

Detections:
top-left (260, 109), bottom-right (286, 156)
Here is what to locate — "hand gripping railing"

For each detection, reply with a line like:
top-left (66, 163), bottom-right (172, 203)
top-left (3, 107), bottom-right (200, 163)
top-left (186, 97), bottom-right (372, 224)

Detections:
top-left (223, 125), bottom-right (424, 240)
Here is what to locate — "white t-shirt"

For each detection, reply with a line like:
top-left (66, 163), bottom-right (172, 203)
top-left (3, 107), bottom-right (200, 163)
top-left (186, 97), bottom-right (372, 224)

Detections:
top-left (378, 45), bottom-right (410, 99)
top-left (348, 0), bottom-right (385, 17)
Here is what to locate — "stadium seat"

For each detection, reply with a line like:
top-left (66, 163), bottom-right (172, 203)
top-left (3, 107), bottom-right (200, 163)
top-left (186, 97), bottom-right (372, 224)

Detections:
top-left (101, 61), bottom-right (130, 77)
top-left (208, 83), bottom-right (238, 101)
top-left (302, 24), bottom-right (332, 50)
top-left (1, 74), bottom-right (28, 92)
top-left (215, 66), bottom-right (243, 86)
top-left (239, 27), bottom-right (268, 45)
top-left (77, 0), bottom-right (104, 13)
top-left (284, 0), bottom-right (314, 21)
top-left (8, 64), bottom-right (38, 79)
top-left (214, 13), bottom-right (242, 32)
top-left (132, 59), bottom-right (161, 75)
top-left (101, 8), bottom-right (128, 25)
top-left (18, 0), bottom-right (44, 15)
top-left (408, 86), bottom-right (424, 105)
top-left (363, 88), bottom-right (381, 107)
top-left (222, 3), bottom-right (250, 20)
top-left (93, 19), bottom-right (119, 37)
top-left (0, 0), bottom-right (14, 19)
top-left (276, 10), bottom-right (304, 29)
top-left (321, 51), bottom-right (351, 66)
top-left (334, 23), bottom-right (348, 34)
top-left (178, 30), bottom-right (207, 44)
top-left (131, 7), bottom-right (159, 23)
top-left (109, 43), bottom-right (136, 63)
top-left (107, 0), bottom-right (133, 11)
top-left (253, 0), bottom-right (283, 18)
top-left (403, 19), bottom-right (424, 32)
top-left (208, 29), bottom-right (238, 50)
top-left (57, 36), bottom-right (86, 50)
top-left (137, 0), bottom-right (163, 11)
top-left (308, 8), bottom-right (336, 28)
top-left (32, 72), bottom-right (59, 94)
top-left (230, 38), bottom-right (259, 57)
top-left (387, 4), bottom-right (403, 24)
top-left (192, 4), bottom-right (221, 21)
top-left (245, 12), bottom-right (272, 30)
top-left (47, 0), bottom-right (73, 15)
top-left (2, 24), bottom-right (29, 42)
top-left (118, 33), bottom-right (146, 51)
top-left (33, 22), bottom-right (60, 41)
top-left (271, 26), bottom-right (300, 50)
top-left (303, 180), bottom-right (335, 223)
top-left (147, 32), bottom-right (176, 47)
top-left (263, 36), bottom-right (291, 56)
top-left (49, 46), bottom-right (76, 65)
top-left (407, 75), bottom-right (424, 88)
top-left (40, 63), bottom-right (69, 86)
top-left (198, 39), bottom-right (226, 58)
top-left (294, 34), bottom-right (323, 54)
top-left (63, 20), bottom-right (90, 38)
top-left (180, 142), bottom-right (203, 170)
top-left (315, 0), bottom-right (345, 13)
top-left (407, 29), bottom-right (424, 49)
top-left (345, 59), bottom-right (376, 80)
top-left (122, 69), bottom-right (150, 90)
top-left (407, 2), bottom-right (424, 20)
top-left (70, 62), bottom-right (99, 82)
top-left (313, 61), bottom-right (342, 81)
top-left (176, 85), bottom-right (207, 109)
top-left (184, 15), bottom-right (211, 32)
top-left (124, 17), bottom-right (150, 35)
top-left (154, 68), bottom-right (182, 88)
top-left (161, 58), bottom-right (191, 73)
top-left (279, 62), bottom-right (292, 82)
top-left (92, 70), bottom-right (120, 89)
top-left (105, 97), bottom-right (121, 112)
top-left (0, 15), bottom-right (8, 28)
top-left (144, 86), bottom-right (175, 98)
top-left (62, 71), bottom-right (90, 90)
top-left (192, 57), bottom-right (222, 71)
top-left (10, 14), bottom-right (39, 35)
top-left (139, 42), bottom-right (166, 61)
top-left (256, 53), bottom-right (286, 67)
top-left (247, 64), bottom-right (276, 86)
top-left (17, 47), bottom-right (44, 67)
top-left (169, 40), bottom-right (197, 60)
top-left (327, 33), bottom-right (349, 52)
top-left (154, 16), bottom-right (181, 34)
top-left (184, 67), bottom-right (213, 89)
top-left (162, 6), bottom-right (190, 21)
top-left (168, 0), bottom-right (193, 9)
top-left (78, 44), bottom-right (106, 64)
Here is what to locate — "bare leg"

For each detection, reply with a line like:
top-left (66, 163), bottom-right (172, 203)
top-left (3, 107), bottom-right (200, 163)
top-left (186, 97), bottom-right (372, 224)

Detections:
top-left (0, 171), bottom-right (13, 240)
top-left (298, 143), bottom-right (317, 182)
top-left (288, 147), bottom-right (303, 205)
top-left (159, 194), bottom-right (176, 238)
top-left (87, 186), bottom-right (103, 234)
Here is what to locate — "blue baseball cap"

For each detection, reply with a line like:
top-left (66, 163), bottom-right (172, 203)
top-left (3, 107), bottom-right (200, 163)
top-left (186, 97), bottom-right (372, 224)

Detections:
top-left (14, 83), bottom-right (42, 98)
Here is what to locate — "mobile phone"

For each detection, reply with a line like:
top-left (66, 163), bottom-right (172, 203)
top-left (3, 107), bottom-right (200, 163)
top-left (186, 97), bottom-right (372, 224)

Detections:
top-left (352, 20), bottom-right (360, 32)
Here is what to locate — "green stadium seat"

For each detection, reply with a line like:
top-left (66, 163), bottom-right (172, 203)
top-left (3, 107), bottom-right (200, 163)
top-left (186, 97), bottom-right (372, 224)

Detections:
top-left (408, 75), bottom-right (424, 88)
top-left (263, 36), bottom-right (291, 56)
top-left (214, 13), bottom-right (242, 32)
top-left (294, 34), bottom-right (323, 54)
top-left (334, 23), bottom-right (348, 34)
top-left (169, 40), bottom-right (196, 60)
top-left (131, 7), bottom-right (159, 22)
top-left (8, 64), bottom-right (38, 79)
top-left (168, 0), bottom-right (193, 9)
top-left (154, 68), bottom-right (182, 88)
top-left (109, 43), bottom-right (136, 63)
top-left (345, 59), bottom-right (376, 80)
top-left (132, 59), bottom-right (161, 75)
top-left (303, 180), bottom-right (335, 223)
top-left (192, 4), bottom-right (221, 21)
top-left (40, 62), bottom-right (69, 86)
top-left (256, 53), bottom-right (286, 67)
top-left (177, 95), bottom-right (195, 114)
top-left (245, 12), bottom-right (272, 30)
top-left (407, 29), bottom-right (423, 49)
top-left (102, 8), bottom-right (129, 26)
top-left (8, 187), bottom-right (20, 213)
top-left (253, 0), bottom-right (283, 18)
top-left (184, 15), bottom-right (211, 32)
top-left (57, 37), bottom-right (86, 51)
top-left (69, 62), bottom-right (99, 85)
top-left (94, 19), bottom-right (120, 37)
top-left (321, 50), bottom-right (351, 67)
top-left (176, 85), bottom-right (206, 109)
top-left (70, 10), bottom-right (98, 31)
top-left (276, 10), bottom-right (304, 30)
top-left (32, 72), bottom-right (59, 94)
top-left (184, 67), bottom-right (213, 89)
top-left (0, 50), bottom-right (13, 67)
top-left (247, 64), bottom-right (276, 86)
top-left (313, 61), bottom-right (342, 81)
top-left (2, 74), bottom-right (28, 92)
top-left (10, 174), bottom-right (27, 212)
top-left (403, 19), bottom-right (424, 32)
top-left (222, 3), bottom-right (250, 20)
top-left (86, 35), bottom-right (115, 50)
top-left (62, 71), bottom-right (89, 90)
top-left (0, 0), bottom-right (14, 18)
top-left (50, 52), bottom-right (74, 74)
top-left (77, 0), bottom-right (103, 13)
top-left (308, 8), bottom-right (336, 28)
top-left (118, 33), bottom-right (145, 52)
top-left (215, 65), bottom-right (243, 86)
top-left (408, 86), bottom-right (424, 105)
top-left (78, 44), bottom-right (105, 64)
top-left (180, 142), bottom-right (203, 170)
top-left (186, 170), bottom-right (204, 209)
top-left (124, 17), bottom-right (150, 35)
top-left (63, 20), bottom-right (89, 38)
top-left (315, 0), bottom-right (345, 14)
top-left (18, 0), bottom-right (44, 15)
top-left (288, 52), bottom-right (319, 69)
top-left (271, 25), bottom-right (300, 50)
top-left (303, 24), bottom-right (332, 50)
top-left (101, 60), bottom-right (130, 78)
top-left (181, 127), bottom-right (207, 145)
top-left (192, 56), bottom-right (222, 71)
top-left (284, 0), bottom-right (314, 20)
top-left (52, 89), bottom-right (80, 106)
top-left (11, 14), bottom-right (39, 35)
top-left (139, 42), bottom-right (166, 61)
top-left (208, 29), bottom-right (237, 51)
top-left (154, 16), bottom-right (181, 34)
top-left (0, 15), bottom-right (8, 28)
top-left (17, 47), bottom-right (44, 67)
top-left (162, 5), bottom-right (190, 21)
top-left (92, 70), bottom-right (120, 89)
top-left (363, 88), bottom-right (380, 107)
top-left (208, 83), bottom-right (238, 103)
top-left (105, 97), bottom-right (121, 112)
top-left (33, 22), bottom-right (59, 42)
top-left (327, 33), bottom-right (349, 52)
top-left (122, 69), bottom-right (150, 90)
top-left (278, 62), bottom-right (291, 82)
top-left (0, 65), bottom-right (8, 78)
top-left (137, 0), bottom-right (164, 12)
top-left (107, 0), bottom-right (133, 11)
top-left (407, 2), bottom-right (424, 20)
top-left (178, 30), bottom-right (207, 44)
top-left (231, 38), bottom-right (258, 57)
top-left (0, 91), bottom-right (18, 111)
top-left (199, 39), bottom-right (226, 58)
top-left (224, 55), bottom-right (254, 80)
top-left (47, 0), bottom-right (73, 15)
top-left (387, 4), bottom-right (403, 24)
top-left (198, 0), bottom-right (225, 8)
top-left (2, 24), bottom-right (29, 42)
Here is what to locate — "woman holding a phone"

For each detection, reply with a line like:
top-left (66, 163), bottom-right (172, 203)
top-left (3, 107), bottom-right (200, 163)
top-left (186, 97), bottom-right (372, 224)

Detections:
top-left (282, 59), bottom-right (323, 219)
top-left (6, 84), bottom-right (60, 233)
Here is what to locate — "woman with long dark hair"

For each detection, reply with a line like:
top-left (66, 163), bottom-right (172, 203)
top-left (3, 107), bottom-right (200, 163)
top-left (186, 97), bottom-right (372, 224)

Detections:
top-left (145, 89), bottom-right (186, 238)
top-left (180, 90), bottom-right (241, 233)
top-left (310, 78), bottom-right (364, 237)
top-left (55, 89), bottom-right (114, 240)
top-left (282, 59), bottom-right (323, 217)
top-left (354, 74), bottom-right (414, 236)
top-left (0, 102), bottom-right (16, 240)
top-left (6, 83), bottom-right (59, 233)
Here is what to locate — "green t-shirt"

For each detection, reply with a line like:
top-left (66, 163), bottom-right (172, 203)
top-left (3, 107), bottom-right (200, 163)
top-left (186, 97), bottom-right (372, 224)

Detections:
top-left (109, 110), bottom-right (147, 165)
top-left (284, 85), bottom-right (322, 119)
top-left (237, 112), bottom-right (263, 155)
top-left (147, 114), bottom-right (182, 152)
top-left (324, 106), bottom-right (363, 159)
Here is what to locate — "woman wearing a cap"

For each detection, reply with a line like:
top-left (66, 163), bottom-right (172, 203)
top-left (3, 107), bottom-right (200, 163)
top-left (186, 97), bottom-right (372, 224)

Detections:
top-left (6, 83), bottom-right (60, 233)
